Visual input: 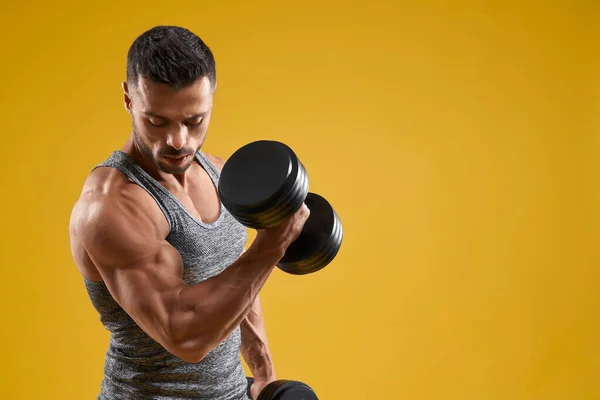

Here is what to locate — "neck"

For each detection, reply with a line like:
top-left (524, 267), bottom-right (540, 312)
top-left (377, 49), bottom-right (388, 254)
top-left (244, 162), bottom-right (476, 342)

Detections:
top-left (120, 135), bottom-right (191, 187)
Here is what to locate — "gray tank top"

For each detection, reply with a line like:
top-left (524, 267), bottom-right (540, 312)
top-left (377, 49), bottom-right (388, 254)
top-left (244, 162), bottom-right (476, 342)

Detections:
top-left (83, 150), bottom-right (250, 400)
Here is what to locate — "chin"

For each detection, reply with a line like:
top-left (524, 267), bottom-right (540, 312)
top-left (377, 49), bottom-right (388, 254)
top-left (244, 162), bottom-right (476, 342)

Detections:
top-left (158, 160), bottom-right (193, 175)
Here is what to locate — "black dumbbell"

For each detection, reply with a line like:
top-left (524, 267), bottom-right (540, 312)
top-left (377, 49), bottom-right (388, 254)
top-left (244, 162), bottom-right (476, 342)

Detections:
top-left (218, 140), bottom-right (343, 275)
top-left (257, 380), bottom-right (319, 400)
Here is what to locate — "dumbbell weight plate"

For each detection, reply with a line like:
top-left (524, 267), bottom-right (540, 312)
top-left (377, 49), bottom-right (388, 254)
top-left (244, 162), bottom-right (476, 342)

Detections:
top-left (218, 140), bottom-right (309, 230)
top-left (277, 192), bottom-right (343, 275)
top-left (218, 140), bottom-right (342, 274)
top-left (257, 380), bottom-right (319, 400)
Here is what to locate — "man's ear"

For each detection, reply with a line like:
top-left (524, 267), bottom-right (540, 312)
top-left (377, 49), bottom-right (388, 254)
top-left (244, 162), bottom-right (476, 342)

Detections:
top-left (122, 81), bottom-right (133, 115)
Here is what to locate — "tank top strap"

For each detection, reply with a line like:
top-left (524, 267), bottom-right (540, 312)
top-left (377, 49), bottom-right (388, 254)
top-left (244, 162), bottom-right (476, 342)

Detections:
top-left (92, 151), bottom-right (175, 231)
top-left (194, 151), bottom-right (222, 186)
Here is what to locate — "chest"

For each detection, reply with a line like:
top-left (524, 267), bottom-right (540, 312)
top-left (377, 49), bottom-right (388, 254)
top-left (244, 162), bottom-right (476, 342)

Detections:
top-left (158, 163), bottom-right (248, 284)
top-left (170, 207), bottom-right (248, 285)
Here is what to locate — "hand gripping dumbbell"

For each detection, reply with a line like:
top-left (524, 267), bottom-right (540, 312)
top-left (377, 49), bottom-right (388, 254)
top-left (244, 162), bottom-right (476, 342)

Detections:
top-left (218, 140), bottom-right (343, 275)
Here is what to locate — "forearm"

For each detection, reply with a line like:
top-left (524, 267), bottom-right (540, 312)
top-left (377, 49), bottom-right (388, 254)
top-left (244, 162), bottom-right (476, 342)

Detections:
top-left (241, 295), bottom-right (276, 380)
top-left (170, 236), bottom-right (283, 360)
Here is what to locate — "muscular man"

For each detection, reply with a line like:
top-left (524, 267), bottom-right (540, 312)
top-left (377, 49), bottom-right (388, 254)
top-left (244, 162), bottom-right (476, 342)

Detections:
top-left (69, 25), bottom-right (309, 400)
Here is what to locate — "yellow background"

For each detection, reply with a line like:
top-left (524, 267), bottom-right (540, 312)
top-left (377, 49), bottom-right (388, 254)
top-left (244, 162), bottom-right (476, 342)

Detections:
top-left (1, 1), bottom-right (598, 399)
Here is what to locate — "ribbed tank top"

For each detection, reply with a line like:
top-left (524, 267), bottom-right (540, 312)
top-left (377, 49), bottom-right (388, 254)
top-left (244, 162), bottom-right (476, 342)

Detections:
top-left (83, 150), bottom-right (250, 400)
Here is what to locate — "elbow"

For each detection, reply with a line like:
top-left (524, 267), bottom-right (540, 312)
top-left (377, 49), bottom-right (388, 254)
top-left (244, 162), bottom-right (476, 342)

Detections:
top-left (164, 327), bottom-right (208, 364)
top-left (172, 341), bottom-right (209, 364)
top-left (166, 294), bottom-right (227, 363)
top-left (167, 328), bottom-right (212, 364)
top-left (181, 354), bottom-right (205, 364)
top-left (164, 326), bottom-right (213, 363)
top-left (169, 330), bottom-right (225, 364)
top-left (167, 298), bottom-right (212, 363)
top-left (167, 325), bottom-right (221, 364)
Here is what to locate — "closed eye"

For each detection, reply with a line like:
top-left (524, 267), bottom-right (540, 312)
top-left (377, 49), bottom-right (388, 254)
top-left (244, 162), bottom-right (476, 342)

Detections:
top-left (186, 120), bottom-right (203, 129)
top-left (148, 119), bottom-right (168, 128)
top-left (147, 119), bottom-right (202, 128)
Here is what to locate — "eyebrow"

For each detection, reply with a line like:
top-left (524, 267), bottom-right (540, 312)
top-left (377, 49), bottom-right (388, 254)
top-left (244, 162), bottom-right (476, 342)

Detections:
top-left (144, 111), bottom-right (207, 120)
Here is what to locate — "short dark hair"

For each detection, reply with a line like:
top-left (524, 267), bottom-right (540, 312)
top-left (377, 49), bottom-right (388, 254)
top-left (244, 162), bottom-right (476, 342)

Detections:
top-left (126, 25), bottom-right (216, 90)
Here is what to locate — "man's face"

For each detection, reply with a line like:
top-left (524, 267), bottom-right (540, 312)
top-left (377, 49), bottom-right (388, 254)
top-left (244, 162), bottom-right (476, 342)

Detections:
top-left (123, 76), bottom-right (214, 175)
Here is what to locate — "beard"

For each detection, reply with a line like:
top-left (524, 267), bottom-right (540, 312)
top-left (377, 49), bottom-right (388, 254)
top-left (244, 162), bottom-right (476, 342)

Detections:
top-left (132, 120), bottom-right (196, 175)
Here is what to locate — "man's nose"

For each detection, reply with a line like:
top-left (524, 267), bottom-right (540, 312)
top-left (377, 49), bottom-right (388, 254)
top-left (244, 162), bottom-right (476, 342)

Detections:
top-left (166, 126), bottom-right (187, 150)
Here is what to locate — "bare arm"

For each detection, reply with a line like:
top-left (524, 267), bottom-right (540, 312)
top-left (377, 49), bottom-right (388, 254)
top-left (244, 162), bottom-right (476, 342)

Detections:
top-left (241, 295), bottom-right (276, 381)
top-left (74, 189), bottom-right (309, 364)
